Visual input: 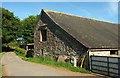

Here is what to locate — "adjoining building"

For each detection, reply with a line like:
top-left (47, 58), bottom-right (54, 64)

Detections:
top-left (34, 9), bottom-right (119, 69)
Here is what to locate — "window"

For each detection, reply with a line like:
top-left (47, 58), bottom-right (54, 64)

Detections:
top-left (110, 50), bottom-right (118, 55)
top-left (40, 29), bottom-right (47, 42)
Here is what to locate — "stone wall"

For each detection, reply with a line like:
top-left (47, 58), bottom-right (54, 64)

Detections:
top-left (34, 11), bottom-right (88, 57)
top-left (34, 24), bottom-right (87, 55)
top-left (34, 11), bottom-right (89, 69)
top-left (34, 19), bottom-right (44, 57)
top-left (34, 22), bottom-right (88, 58)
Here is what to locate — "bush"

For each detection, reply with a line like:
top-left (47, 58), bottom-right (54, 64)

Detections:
top-left (3, 40), bottom-right (19, 48)
top-left (8, 40), bottom-right (19, 47)
top-left (3, 40), bottom-right (19, 50)
top-left (15, 47), bottom-right (26, 55)
top-left (5, 41), bottom-right (26, 55)
top-left (3, 41), bottom-right (26, 58)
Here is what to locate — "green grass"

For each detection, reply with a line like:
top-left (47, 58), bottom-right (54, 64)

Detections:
top-left (15, 51), bottom-right (91, 74)
top-left (27, 57), bottom-right (90, 73)
top-left (0, 52), bottom-right (6, 78)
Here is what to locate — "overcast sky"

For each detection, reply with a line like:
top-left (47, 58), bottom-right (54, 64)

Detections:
top-left (2, 2), bottom-right (118, 24)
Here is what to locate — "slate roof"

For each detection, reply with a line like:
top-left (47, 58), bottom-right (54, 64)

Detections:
top-left (41, 9), bottom-right (119, 49)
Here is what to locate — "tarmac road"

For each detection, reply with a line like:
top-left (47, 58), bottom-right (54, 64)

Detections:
top-left (1, 52), bottom-right (102, 77)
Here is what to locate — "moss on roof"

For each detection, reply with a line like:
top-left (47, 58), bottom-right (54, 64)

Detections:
top-left (40, 9), bottom-right (119, 49)
top-left (44, 9), bottom-right (117, 25)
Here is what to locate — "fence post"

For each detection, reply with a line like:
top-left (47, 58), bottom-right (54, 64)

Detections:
top-left (118, 58), bottom-right (120, 77)
top-left (90, 56), bottom-right (92, 72)
top-left (87, 51), bottom-right (90, 71)
top-left (107, 57), bottom-right (109, 76)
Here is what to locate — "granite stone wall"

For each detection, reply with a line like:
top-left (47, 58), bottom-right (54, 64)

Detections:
top-left (34, 21), bottom-right (88, 58)
top-left (34, 12), bottom-right (89, 69)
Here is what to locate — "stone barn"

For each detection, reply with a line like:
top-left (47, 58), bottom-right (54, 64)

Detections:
top-left (34, 9), bottom-right (119, 69)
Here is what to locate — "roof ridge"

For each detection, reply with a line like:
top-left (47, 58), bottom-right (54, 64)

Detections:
top-left (43, 9), bottom-right (117, 25)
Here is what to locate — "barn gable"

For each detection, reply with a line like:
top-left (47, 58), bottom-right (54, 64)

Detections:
top-left (38, 9), bottom-right (119, 49)
top-left (34, 9), bottom-right (119, 69)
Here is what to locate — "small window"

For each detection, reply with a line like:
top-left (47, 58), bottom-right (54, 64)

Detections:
top-left (110, 50), bottom-right (118, 55)
top-left (40, 29), bottom-right (47, 42)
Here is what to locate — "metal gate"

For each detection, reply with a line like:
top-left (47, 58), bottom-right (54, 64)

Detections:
top-left (90, 56), bottom-right (120, 77)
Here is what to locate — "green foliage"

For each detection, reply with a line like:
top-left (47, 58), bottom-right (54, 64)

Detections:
top-left (3, 40), bottom-right (19, 50)
top-left (15, 47), bottom-right (26, 55)
top-left (7, 40), bottom-right (19, 47)
top-left (0, 64), bottom-right (2, 78)
top-left (0, 28), bottom-right (2, 37)
top-left (2, 7), bottom-right (39, 44)
top-left (27, 57), bottom-right (90, 73)
top-left (20, 15), bottom-right (39, 43)
top-left (2, 8), bottom-right (21, 43)
top-left (3, 41), bottom-right (26, 55)
top-left (0, 52), bottom-right (6, 77)
top-left (0, 52), bottom-right (6, 58)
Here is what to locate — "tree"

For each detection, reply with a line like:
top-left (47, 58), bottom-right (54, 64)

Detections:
top-left (2, 8), bottom-right (39, 44)
top-left (20, 15), bottom-right (39, 43)
top-left (2, 8), bottom-right (21, 44)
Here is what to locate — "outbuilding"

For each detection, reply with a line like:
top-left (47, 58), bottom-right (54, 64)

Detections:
top-left (34, 9), bottom-right (119, 69)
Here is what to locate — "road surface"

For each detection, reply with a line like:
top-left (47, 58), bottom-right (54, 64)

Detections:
top-left (1, 52), bottom-right (102, 77)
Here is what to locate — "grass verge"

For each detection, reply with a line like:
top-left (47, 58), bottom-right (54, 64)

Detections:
top-left (0, 52), bottom-right (6, 77)
top-left (15, 50), bottom-right (91, 74)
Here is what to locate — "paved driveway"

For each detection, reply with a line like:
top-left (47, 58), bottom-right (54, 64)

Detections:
top-left (1, 52), bottom-right (101, 77)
